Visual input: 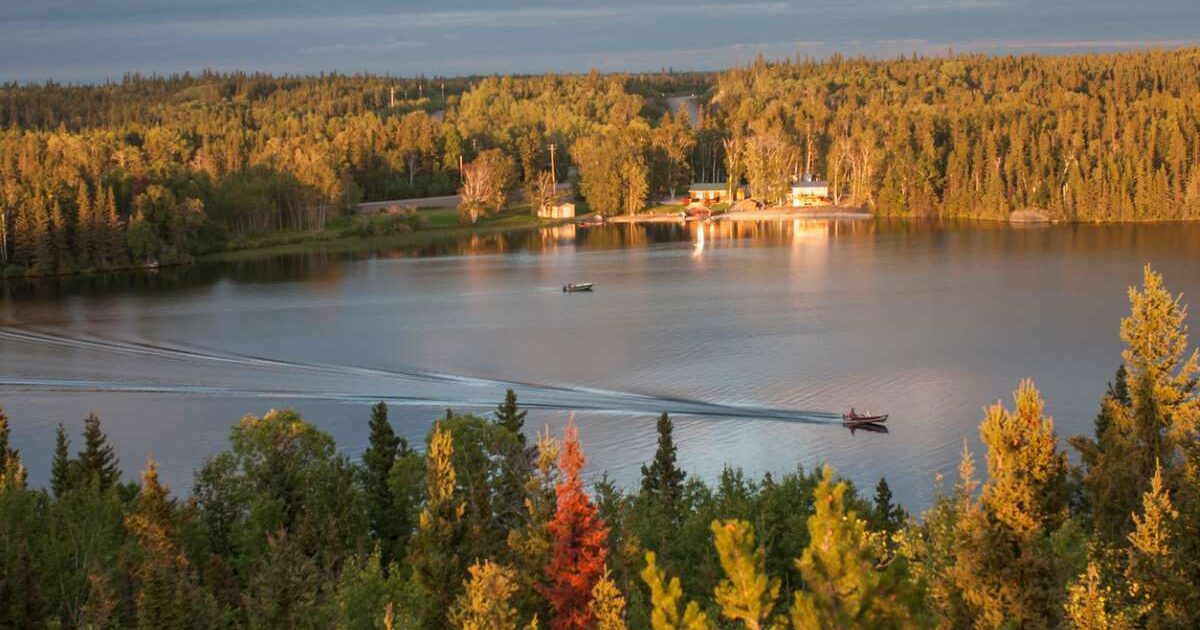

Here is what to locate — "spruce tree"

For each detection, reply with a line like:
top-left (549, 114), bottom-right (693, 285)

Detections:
top-left (362, 402), bottom-right (404, 564)
top-left (77, 413), bottom-right (120, 491)
top-left (51, 423), bottom-right (74, 497)
top-left (639, 413), bottom-right (686, 517)
top-left (126, 460), bottom-right (216, 629)
top-left (495, 389), bottom-right (527, 445)
top-left (871, 477), bottom-right (905, 535)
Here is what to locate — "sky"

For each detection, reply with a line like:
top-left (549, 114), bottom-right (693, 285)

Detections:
top-left (2, 0), bottom-right (1199, 83)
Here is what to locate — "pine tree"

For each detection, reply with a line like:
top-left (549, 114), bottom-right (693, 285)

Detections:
top-left (363, 402), bottom-right (405, 564)
top-left (410, 423), bottom-right (466, 628)
top-left (710, 520), bottom-right (780, 629)
top-left (77, 413), bottom-right (120, 491)
top-left (640, 413), bottom-right (686, 519)
top-left (495, 389), bottom-right (528, 445)
top-left (947, 381), bottom-right (1075, 628)
top-left (540, 418), bottom-right (608, 630)
top-left (589, 568), bottom-right (628, 630)
top-left (450, 560), bottom-right (521, 630)
top-left (791, 467), bottom-right (920, 629)
top-left (51, 423), bottom-right (74, 497)
top-left (640, 552), bottom-right (712, 630)
top-left (1074, 265), bottom-right (1200, 542)
top-left (1123, 463), bottom-right (1190, 628)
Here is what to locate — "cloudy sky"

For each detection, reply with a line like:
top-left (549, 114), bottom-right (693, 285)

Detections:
top-left (3, 0), bottom-right (1199, 83)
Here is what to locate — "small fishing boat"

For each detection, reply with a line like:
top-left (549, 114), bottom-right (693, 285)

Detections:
top-left (563, 283), bottom-right (594, 293)
top-left (842, 408), bottom-right (889, 425)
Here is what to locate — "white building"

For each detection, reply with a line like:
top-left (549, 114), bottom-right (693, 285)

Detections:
top-left (790, 177), bottom-right (829, 207)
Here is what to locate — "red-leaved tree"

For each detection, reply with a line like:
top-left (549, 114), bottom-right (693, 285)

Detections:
top-left (540, 417), bottom-right (609, 630)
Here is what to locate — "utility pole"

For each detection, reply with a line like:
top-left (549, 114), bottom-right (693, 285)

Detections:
top-left (389, 86), bottom-right (395, 108)
top-left (549, 143), bottom-right (557, 188)
top-left (441, 81), bottom-right (445, 100)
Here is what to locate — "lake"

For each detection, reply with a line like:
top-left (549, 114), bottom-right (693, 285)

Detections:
top-left (3, 218), bottom-right (1199, 510)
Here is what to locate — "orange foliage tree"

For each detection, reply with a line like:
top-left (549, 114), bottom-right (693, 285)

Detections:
top-left (539, 418), bottom-right (609, 630)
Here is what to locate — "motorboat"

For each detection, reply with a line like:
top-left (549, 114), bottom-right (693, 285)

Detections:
top-left (563, 283), bottom-right (594, 293)
top-left (842, 408), bottom-right (888, 425)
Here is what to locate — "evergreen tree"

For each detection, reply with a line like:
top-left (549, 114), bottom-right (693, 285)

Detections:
top-left (1123, 463), bottom-right (1191, 628)
top-left (362, 402), bottom-right (405, 564)
top-left (0, 408), bottom-right (25, 489)
top-left (1065, 562), bottom-right (1130, 630)
top-left (871, 477), bottom-right (906, 535)
top-left (540, 419), bottom-right (608, 630)
top-left (640, 413), bottom-right (686, 520)
top-left (791, 467), bottom-right (921, 629)
top-left (125, 460), bottom-right (216, 629)
top-left (450, 560), bottom-right (521, 630)
top-left (946, 380), bottom-right (1076, 628)
top-left (51, 423), bottom-right (73, 497)
top-left (410, 423), bottom-right (467, 628)
top-left (710, 520), bottom-right (780, 629)
top-left (1073, 265), bottom-right (1200, 542)
top-left (77, 413), bottom-right (120, 491)
top-left (495, 389), bottom-right (528, 444)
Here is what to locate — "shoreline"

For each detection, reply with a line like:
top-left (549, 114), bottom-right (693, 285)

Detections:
top-left (6, 211), bottom-right (1200, 280)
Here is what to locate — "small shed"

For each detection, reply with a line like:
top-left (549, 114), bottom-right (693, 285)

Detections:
top-left (538, 202), bottom-right (575, 220)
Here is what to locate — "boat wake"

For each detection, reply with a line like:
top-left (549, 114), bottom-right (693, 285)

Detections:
top-left (0, 327), bottom-right (842, 424)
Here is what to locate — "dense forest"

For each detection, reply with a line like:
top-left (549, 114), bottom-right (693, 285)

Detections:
top-left (3, 48), bottom-right (1200, 277)
top-left (1, 264), bottom-right (1197, 628)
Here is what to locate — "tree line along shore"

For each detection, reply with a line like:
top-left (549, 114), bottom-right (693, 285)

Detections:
top-left (1, 264), bottom-right (1198, 628)
top-left (3, 47), bottom-right (1200, 277)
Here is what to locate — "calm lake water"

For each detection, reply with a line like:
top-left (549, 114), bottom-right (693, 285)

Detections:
top-left (3, 219), bottom-right (1199, 510)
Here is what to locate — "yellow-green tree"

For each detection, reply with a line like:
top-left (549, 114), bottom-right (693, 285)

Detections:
top-left (410, 423), bottom-right (467, 628)
top-left (1073, 265), bottom-right (1200, 542)
top-left (450, 560), bottom-right (521, 630)
top-left (711, 520), bottom-right (780, 629)
top-left (589, 568), bottom-right (628, 630)
top-left (791, 467), bottom-right (920, 630)
top-left (1065, 562), bottom-right (1131, 630)
top-left (1123, 463), bottom-right (1191, 628)
top-left (947, 381), bottom-right (1077, 628)
top-left (640, 552), bottom-right (712, 630)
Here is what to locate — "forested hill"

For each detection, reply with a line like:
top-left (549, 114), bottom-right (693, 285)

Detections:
top-left (2, 49), bottom-right (1200, 276)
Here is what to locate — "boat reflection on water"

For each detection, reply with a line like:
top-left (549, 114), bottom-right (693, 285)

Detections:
top-left (847, 422), bottom-right (890, 435)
